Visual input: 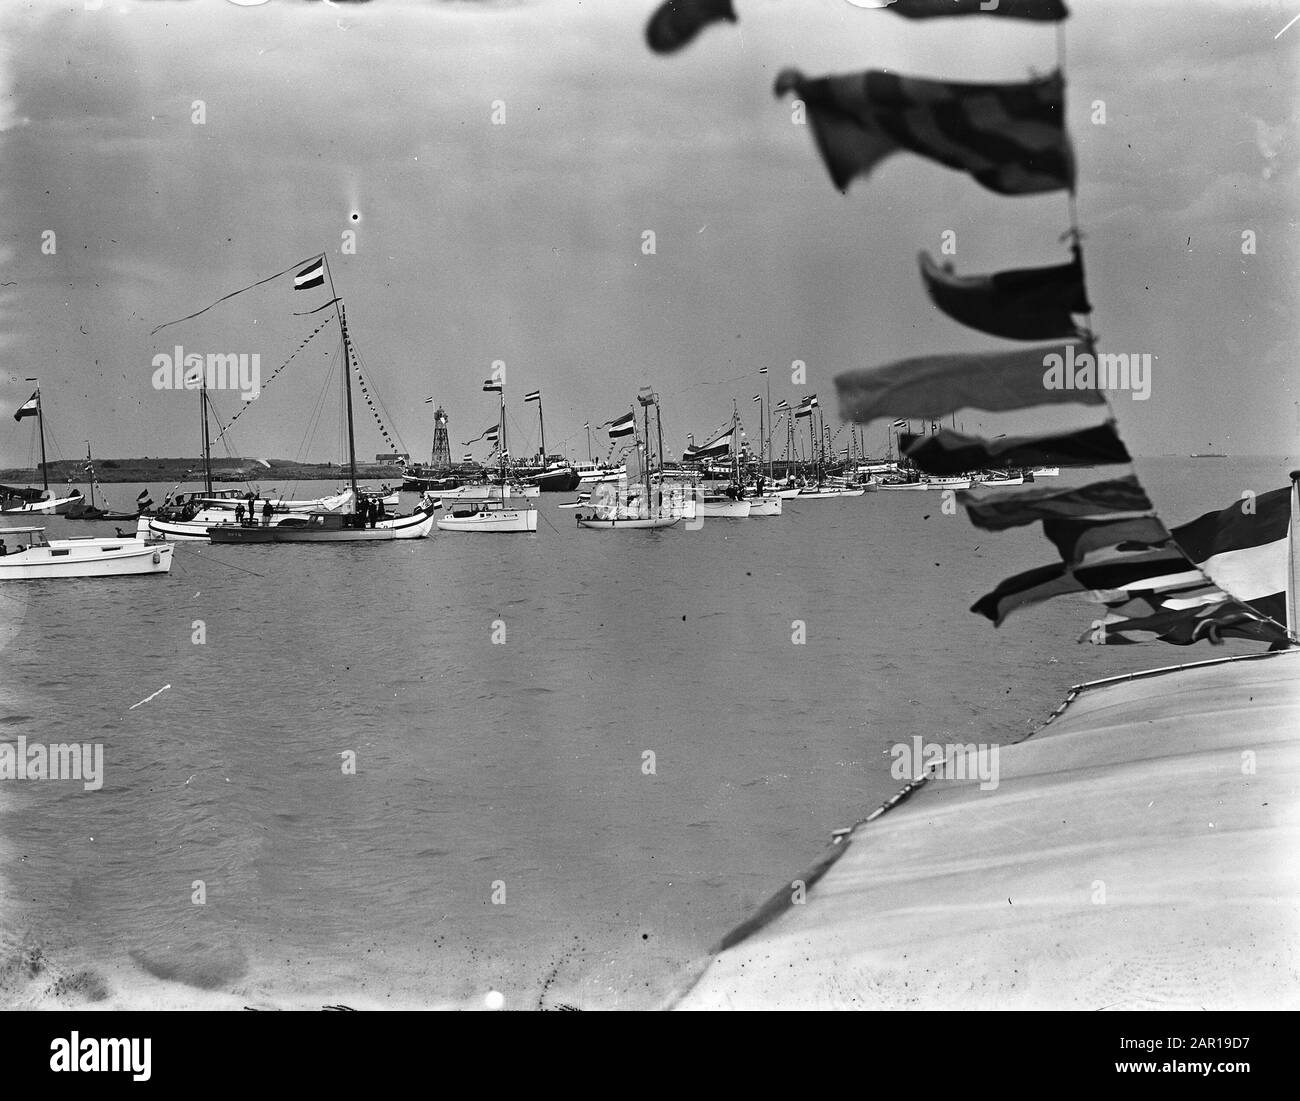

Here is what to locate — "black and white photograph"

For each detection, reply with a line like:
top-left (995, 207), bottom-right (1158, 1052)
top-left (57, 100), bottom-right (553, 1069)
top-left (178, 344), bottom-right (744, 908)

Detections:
top-left (0, 0), bottom-right (1296, 1056)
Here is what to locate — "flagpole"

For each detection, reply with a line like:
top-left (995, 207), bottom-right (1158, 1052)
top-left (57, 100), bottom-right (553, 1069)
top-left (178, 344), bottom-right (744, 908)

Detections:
top-left (764, 369), bottom-right (772, 478)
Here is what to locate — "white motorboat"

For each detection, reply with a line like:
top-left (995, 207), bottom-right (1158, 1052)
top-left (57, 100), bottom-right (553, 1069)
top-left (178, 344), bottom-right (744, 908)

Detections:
top-left (0, 526), bottom-right (172, 579)
top-left (925, 475), bottom-right (973, 490)
top-left (437, 500), bottom-right (538, 533)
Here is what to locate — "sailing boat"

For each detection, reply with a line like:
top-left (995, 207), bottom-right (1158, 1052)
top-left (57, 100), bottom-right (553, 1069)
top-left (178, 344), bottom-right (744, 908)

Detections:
top-left (576, 390), bottom-right (684, 530)
top-left (212, 273), bottom-right (439, 543)
top-left (65, 444), bottom-right (141, 521)
top-left (138, 371), bottom-right (352, 542)
top-left (689, 410), bottom-right (750, 518)
top-left (436, 376), bottom-right (538, 533)
top-left (2, 383), bottom-right (84, 514)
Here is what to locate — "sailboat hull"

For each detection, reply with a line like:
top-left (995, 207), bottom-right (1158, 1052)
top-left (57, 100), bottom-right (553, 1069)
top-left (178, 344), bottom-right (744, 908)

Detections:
top-left (209, 503), bottom-right (439, 542)
top-left (575, 514), bottom-right (680, 530)
top-left (2, 494), bottom-right (85, 515)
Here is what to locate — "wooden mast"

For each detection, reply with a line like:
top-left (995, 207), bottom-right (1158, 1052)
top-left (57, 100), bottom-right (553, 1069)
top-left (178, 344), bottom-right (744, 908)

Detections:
top-left (323, 256), bottom-right (359, 506)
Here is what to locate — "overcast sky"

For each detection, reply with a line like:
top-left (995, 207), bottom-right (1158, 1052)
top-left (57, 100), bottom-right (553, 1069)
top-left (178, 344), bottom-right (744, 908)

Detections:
top-left (0, 0), bottom-right (1295, 469)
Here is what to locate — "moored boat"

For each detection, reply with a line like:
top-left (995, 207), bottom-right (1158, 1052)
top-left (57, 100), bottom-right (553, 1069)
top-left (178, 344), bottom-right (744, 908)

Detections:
top-left (0, 525), bottom-right (172, 579)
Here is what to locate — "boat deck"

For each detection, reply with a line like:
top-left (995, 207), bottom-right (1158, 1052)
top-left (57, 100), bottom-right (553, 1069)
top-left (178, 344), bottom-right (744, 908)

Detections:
top-left (674, 649), bottom-right (1300, 1010)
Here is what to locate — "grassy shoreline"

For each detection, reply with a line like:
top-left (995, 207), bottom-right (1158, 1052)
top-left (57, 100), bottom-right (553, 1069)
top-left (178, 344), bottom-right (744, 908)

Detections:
top-left (0, 459), bottom-right (405, 484)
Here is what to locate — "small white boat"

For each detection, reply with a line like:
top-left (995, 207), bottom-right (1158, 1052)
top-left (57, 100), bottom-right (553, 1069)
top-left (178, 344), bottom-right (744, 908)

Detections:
top-left (437, 501), bottom-right (538, 533)
top-left (0, 526), bottom-right (172, 579)
top-left (977, 472), bottom-right (1026, 487)
top-left (877, 479), bottom-right (928, 492)
top-left (925, 476), bottom-right (973, 490)
top-left (1028, 466), bottom-right (1060, 477)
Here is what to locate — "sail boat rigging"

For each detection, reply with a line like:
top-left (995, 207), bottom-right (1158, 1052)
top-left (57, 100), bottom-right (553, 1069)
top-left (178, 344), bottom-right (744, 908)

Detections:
top-left (2, 381), bottom-right (84, 514)
top-left (212, 259), bottom-right (438, 542)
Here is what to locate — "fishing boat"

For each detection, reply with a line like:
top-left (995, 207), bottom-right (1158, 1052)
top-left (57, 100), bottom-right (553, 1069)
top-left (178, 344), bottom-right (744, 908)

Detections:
top-left (2, 384), bottom-right (85, 514)
top-left (0, 525), bottom-right (172, 579)
top-left (437, 376), bottom-right (538, 533)
top-left (576, 391), bottom-right (684, 530)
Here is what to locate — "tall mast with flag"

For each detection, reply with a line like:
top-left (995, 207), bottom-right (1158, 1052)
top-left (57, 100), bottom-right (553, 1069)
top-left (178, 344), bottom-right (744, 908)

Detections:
top-left (15, 381), bottom-right (46, 492)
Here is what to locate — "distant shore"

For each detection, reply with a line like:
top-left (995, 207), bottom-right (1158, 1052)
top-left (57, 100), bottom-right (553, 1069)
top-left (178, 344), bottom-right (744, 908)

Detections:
top-left (0, 459), bottom-right (406, 485)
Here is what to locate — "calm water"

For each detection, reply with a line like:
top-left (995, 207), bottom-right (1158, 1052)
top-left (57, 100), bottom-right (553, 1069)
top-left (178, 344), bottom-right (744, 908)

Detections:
top-left (0, 457), bottom-right (1291, 1009)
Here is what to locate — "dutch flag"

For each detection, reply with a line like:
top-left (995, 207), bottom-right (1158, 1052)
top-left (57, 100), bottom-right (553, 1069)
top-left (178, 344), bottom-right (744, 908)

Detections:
top-left (294, 258), bottom-right (326, 290)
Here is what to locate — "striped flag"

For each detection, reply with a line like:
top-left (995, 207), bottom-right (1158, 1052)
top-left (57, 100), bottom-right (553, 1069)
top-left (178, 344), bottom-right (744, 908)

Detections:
top-left (485, 426), bottom-right (500, 442)
top-left (891, 418), bottom-right (909, 428)
top-left (684, 428), bottom-right (734, 461)
top-left (524, 390), bottom-right (541, 403)
top-left (752, 395), bottom-right (762, 403)
top-left (973, 485), bottom-right (1295, 644)
top-left (960, 476), bottom-right (1154, 532)
top-left (775, 399), bottom-right (791, 412)
top-left (136, 489), bottom-right (153, 512)
top-left (13, 392), bottom-right (38, 422)
top-left (773, 68), bottom-right (1073, 196)
top-left (461, 453), bottom-right (474, 464)
top-left (795, 396), bottom-right (817, 419)
top-left (759, 367), bottom-right (769, 375)
top-left (645, 0), bottom-right (736, 54)
top-left (919, 248), bottom-right (1090, 342)
top-left (608, 411), bottom-right (636, 439)
top-left (294, 258), bottom-right (325, 290)
top-left (424, 396), bottom-right (435, 404)
top-left (461, 425), bottom-right (498, 446)
top-left (483, 378), bottom-right (504, 393)
top-left (889, 0), bottom-right (1068, 19)
top-left (583, 422), bottom-right (590, 429)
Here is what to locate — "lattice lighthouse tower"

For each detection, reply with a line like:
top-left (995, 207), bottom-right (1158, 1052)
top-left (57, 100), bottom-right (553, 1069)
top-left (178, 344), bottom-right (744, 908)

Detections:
top-left (430, 406), bottom-right (452, 467)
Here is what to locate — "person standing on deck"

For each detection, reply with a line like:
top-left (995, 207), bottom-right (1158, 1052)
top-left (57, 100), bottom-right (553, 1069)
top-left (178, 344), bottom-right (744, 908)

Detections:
top-left (261, 500), bottom-right (273, 527)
